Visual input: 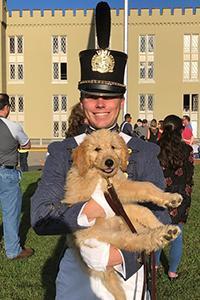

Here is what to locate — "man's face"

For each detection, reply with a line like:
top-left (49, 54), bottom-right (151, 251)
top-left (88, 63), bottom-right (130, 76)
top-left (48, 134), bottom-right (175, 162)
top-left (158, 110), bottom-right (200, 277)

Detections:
top-left (0, 104), bottom-right (10, 118)
top-left (81, 95), bottom-right (124, 129)
top-left (182, 117), bottom-right (188, 126)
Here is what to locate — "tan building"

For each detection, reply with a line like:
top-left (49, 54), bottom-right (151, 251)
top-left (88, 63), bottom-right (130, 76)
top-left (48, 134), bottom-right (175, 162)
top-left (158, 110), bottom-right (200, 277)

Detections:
top-left (1, 0), bottom-right (200, 144)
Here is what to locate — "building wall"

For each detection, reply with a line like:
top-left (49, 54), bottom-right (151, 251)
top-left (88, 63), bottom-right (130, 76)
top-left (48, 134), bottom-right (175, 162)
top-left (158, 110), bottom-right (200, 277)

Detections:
top-left (0, 4), bottom-right (200, 142)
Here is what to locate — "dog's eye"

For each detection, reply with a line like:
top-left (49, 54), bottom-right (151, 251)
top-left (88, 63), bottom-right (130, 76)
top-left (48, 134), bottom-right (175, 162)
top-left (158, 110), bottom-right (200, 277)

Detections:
top-left (94, 147), bottom-right (101, 152)
top-left (111, 145), bottom-right (115, 150)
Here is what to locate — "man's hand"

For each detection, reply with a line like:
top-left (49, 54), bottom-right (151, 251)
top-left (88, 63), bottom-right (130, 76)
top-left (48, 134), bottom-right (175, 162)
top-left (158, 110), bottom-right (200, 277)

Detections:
top-left (80, 239), bottom-right (122, 271)
top-left (82, 180), bottom-right (115, 222)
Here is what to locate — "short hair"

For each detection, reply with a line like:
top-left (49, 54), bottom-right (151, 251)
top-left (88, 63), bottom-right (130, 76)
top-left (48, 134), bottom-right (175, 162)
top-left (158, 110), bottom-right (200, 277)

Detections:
top-left (0, 93), bottom-right (10, 110)
top-left (183, 115), bottom-right (190, 122)
top-left (137, 119), bottom-right (142, 123)
top-left (124, 113), bottom-right (131, 120)
top-left (142, 119), bottom-right (148, 124)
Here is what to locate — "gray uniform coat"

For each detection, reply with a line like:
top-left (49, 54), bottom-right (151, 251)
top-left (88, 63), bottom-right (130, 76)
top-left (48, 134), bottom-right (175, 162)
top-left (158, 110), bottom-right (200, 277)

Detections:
top-left (31, 132), bottom-right (170, 279)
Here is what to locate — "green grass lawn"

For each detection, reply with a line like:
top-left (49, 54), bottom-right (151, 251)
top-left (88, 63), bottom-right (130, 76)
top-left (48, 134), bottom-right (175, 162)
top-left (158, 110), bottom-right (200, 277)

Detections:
top-left (0, 168), bottom-right (200, 300)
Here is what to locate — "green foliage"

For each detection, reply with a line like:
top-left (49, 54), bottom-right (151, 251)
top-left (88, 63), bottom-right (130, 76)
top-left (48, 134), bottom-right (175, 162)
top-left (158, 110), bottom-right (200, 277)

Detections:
top-left (0, 168), bottom-right (200, 299)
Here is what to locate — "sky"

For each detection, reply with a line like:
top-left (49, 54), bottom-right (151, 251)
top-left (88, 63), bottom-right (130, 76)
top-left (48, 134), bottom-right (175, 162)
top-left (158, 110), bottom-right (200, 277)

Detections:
top-left (6, 0), bottom-right (200, 11)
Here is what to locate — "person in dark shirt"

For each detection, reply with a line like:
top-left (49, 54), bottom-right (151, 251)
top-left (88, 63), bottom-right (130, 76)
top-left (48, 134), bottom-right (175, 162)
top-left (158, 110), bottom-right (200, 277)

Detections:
top-left (0, 93), bottom-right (33, 259)
top-left (155, 115), bottom-right (194, 280)
top-left (120, 113), bottom-right (133, 136)
top-left (148, 119), bottom-right (159, 144)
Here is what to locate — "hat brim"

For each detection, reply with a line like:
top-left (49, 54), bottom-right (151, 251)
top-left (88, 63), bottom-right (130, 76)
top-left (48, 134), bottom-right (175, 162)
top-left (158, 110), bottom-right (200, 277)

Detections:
top-left (80, 89), bottom-right (124, 98)
top-left (79, 81), bottom-right (126, 98)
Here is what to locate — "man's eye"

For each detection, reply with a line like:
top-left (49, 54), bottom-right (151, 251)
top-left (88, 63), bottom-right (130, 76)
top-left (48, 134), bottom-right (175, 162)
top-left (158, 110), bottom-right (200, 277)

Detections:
top-left (95, 147), bottom-right (101, 152)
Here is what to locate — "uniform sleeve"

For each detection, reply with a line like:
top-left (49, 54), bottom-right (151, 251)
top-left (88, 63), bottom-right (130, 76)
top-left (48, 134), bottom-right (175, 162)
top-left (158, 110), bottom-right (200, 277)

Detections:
top-left (31, 142), bottom-right (86, 235)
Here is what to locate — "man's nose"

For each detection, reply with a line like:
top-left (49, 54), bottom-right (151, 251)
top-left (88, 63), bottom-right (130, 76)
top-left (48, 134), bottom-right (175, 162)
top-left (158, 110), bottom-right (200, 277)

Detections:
top-left (95, 98), bottom-right (106, 108)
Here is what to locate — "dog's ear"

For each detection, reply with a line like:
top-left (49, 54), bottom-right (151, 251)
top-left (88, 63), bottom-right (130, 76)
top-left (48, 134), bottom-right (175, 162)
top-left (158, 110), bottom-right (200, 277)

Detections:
top-left (119, 137), bottom-right (129, 172)
top-left (72, 142), bottom-right (90, 176)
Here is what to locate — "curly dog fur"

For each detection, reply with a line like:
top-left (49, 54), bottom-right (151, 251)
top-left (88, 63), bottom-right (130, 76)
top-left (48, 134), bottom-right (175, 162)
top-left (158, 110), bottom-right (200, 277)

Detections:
top-left (63, 129), bottom-right (182, 300)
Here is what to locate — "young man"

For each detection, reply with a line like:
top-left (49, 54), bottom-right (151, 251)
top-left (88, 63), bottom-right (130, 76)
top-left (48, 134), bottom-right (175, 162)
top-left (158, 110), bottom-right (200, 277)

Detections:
top-left (120, 113), bottom-right (133, 136)
top-left (0, 93), bottom-right (33, 259)
top-left (31, 2), bottom-right (170, 299)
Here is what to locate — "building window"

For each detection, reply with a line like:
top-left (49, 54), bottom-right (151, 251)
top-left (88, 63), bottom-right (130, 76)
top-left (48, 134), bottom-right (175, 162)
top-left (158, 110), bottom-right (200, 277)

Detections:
top-left (9, 95), bottom-right (24, 125)
top-left (8, 36), bottom-right (24, 83)
top-left (183, 34), bottom-right (199, 81)
top-left (9, 63), bottom-right (24, 81)
top-left (138, 94), bottom-right (154, 120)
top-left (52, 95), bottom-right (67, 138)
top-left (183, 94), bottom-right (198, 113)
top-left (9, 36), bottom-right (24, 54)
top-left (139, 35), bottom-right (155, 81)
top-left (139, 94), bottom-right (154, 112)
top-left (52, 36), bottom-right (67, 82)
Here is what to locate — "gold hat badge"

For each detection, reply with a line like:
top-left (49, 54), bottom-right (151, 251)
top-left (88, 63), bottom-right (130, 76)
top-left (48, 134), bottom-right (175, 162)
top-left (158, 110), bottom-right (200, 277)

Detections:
top-left (91, 49), bottom-right (115, 73)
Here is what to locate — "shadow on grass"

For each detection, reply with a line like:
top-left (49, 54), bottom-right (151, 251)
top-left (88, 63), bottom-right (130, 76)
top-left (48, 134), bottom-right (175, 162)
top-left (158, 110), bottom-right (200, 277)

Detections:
top-left (19, 179), bottom-right (40, 247)
top-left (156, 250), bottom-right (169, 275)
top-left (42, 236), bottom-right (66, 300)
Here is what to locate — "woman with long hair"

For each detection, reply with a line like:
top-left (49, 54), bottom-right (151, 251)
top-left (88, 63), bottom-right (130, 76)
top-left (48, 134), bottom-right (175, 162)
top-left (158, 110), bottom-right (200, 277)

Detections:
top-left (156, 115), bottom-right (194, 280)
top-left (65, 103), bottom-right (87, 138)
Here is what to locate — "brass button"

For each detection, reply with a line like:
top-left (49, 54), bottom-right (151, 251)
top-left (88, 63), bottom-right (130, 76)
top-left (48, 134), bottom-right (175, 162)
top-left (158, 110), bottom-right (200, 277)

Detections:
top-left (123, 172), bottom-right (128, 178)
top-left (128, 148), bottom-right (132, 154)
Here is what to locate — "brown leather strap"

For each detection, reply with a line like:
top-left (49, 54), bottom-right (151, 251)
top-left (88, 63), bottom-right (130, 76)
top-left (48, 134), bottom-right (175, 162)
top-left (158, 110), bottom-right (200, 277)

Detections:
top-left (151, 252), bottom-right (157, 300)
top-left (104, 179), bottom-right (157, 300)
top-left (104, 187), bottom-right (137, 234)
top-left (104, 180), bottom-right (146, 300)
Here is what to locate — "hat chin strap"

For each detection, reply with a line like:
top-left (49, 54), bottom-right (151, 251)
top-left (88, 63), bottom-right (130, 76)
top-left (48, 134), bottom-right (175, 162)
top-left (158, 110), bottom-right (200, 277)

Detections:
top-left (88, 123), bottom-right (118, 132)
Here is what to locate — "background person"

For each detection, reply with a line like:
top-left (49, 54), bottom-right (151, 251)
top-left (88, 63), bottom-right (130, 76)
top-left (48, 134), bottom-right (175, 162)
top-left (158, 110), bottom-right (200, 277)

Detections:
top-left (182, 115), bottom-right (194, 145)
top-left (147, 119), bottom-right (159, 144)
top-left (119, 113), bottom-right (133, 136)
top-left (157, 120), bottom-right (164, 141)
top-left (134, 118), bottom-right (147, 140)
top-left (0, 93), bottom-right (33, 259)
top-left (31, 2), bottom-right (170, 299)
top-left (155, 115), bottom-right (194, 280)
top-left (18, 148), bottom-right (29, 172)
top-left (65, 102), bottom-right (88, 138)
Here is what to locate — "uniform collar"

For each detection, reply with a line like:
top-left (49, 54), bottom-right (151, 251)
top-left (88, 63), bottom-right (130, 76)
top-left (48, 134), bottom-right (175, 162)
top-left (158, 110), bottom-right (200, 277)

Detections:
top-left (85, 123), bottom-right (119, 134)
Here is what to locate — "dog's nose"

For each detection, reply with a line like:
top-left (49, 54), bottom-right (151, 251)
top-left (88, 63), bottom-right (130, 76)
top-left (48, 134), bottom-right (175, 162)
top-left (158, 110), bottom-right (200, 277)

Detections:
top-left (105, 159), bottom-right (114, 168)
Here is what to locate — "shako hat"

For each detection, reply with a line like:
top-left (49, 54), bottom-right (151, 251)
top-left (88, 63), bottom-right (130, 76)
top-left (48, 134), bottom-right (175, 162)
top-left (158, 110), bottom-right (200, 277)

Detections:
top-left (78, 2), bottom-right (127, 97)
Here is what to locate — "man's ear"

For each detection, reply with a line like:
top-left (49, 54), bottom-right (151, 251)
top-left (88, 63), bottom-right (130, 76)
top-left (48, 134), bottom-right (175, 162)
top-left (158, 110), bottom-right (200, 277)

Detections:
top-left (72, 142), bottom-right (90, 176)
top-left (120, 97), bottom-right (125, 109)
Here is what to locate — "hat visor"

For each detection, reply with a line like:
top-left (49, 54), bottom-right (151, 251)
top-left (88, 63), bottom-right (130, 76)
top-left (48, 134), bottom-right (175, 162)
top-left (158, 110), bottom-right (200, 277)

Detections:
top-left (79, 82), bottom-right (126, 98)
top-left (80, 89), bottom-right (124, 98)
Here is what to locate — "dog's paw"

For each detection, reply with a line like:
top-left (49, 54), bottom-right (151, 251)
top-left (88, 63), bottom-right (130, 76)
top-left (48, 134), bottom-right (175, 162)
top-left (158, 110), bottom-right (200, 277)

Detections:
top-left (161, 225), bottom-right (181, 245)
top-left (149, 225), bottom-right (181, 251)
top-left (163, 193), bottom-right (183, 208)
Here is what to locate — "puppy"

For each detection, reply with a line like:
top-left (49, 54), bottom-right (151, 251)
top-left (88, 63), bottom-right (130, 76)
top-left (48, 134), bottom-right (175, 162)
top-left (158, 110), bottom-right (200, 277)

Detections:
top-left (63, 129), bottom-right (182, 300)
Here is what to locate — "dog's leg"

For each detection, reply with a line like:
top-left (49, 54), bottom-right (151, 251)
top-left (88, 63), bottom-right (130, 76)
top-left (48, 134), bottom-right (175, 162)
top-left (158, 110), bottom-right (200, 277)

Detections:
top-left (91, 269), bottom-right (126, 300)
top-left (76, 217), bottom-right (181, 254)
top-left (114, 180), bottom-right (182, 208)
top-left (124, 204), bottom-right (164, 231)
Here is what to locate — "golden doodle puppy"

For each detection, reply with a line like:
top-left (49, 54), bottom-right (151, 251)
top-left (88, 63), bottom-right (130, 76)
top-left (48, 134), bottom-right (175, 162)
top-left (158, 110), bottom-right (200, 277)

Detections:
top-left (63, 129), bottom-right (182, 300)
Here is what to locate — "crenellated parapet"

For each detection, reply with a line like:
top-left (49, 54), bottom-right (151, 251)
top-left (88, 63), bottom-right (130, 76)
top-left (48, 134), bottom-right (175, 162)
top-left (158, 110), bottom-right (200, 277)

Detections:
top-left (6, 7), bottom-right (200, 27)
